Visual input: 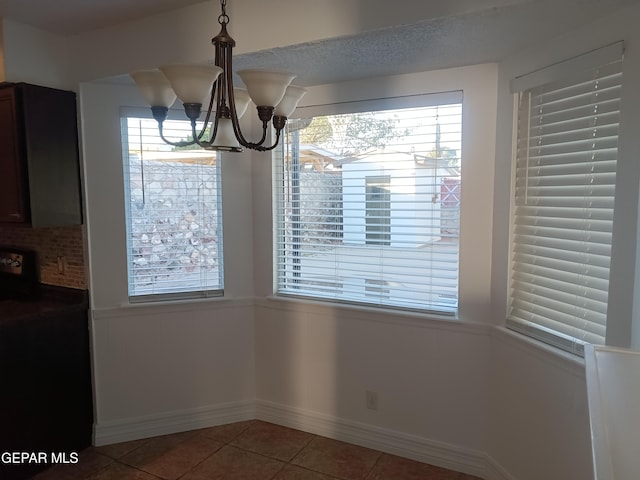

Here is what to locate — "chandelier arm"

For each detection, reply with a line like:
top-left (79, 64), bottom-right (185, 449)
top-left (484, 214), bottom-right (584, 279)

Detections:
top-left (234, 117), bottom-right (268, 149)
top-left (235, 106), bottom-right (277, 149)
top-left (243, 127), bottom-right (283, 152)
top-left (181, 104), bottom-right (214, 147)
top-left (207, 106), bottom-right (221, 147)
top-left (241, 113), bottom-right (287, 151)
top-left (152, 108), bottom-right (196, 146)
top-left (187, 114), bottom-right (211, 143)
top-left (220, 44), bottom-right (254, 149)
top-left (215, 32), bottom-right (274, 151)
top-left (197, 75), bottom-right (223, 147)
top-left (198, 83), bottom-right (218, 141)
top-left (207, 37), bottom-right (231, 147)
top-left (196, 79), bottom-right (223, 149)
top-left (157, 121), bottom-right (198, 148)
top-left (190, 119), bottom-right (217, 149)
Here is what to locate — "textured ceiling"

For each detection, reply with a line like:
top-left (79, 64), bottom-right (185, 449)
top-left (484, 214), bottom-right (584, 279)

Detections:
top-left (0, 0), bottom-right (635, 86)
top-left (232, 0), bottom-right (634, 86)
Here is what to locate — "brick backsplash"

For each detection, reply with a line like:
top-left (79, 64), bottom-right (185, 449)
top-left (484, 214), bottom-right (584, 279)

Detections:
top-left (0, 224), bottom-right (87, 289)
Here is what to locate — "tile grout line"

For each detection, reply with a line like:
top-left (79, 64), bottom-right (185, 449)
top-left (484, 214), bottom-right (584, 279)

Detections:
top-left (269, 433), bottom-right (321, 480)
top-left (174, 421), bottom-right (257, 480)
top-left (363, 450), bottom-right (385, 480)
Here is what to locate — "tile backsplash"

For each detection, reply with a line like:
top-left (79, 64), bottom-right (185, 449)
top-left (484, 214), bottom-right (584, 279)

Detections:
top-left (0, 224), bottom-right (86, 289)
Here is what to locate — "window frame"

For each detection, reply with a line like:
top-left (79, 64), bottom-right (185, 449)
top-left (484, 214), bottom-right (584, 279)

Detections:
top-left (120, 108), bottom-right (225, 303)
top-left (273, 92), bottom-right (464, 315)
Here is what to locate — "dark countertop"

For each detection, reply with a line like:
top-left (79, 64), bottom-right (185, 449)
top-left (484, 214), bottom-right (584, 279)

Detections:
top-left (0, 285), bottom-right (88, 325)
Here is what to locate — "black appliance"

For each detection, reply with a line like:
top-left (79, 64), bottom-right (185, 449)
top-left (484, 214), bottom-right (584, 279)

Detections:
top-left (0, 248), bottom-right (40, 300)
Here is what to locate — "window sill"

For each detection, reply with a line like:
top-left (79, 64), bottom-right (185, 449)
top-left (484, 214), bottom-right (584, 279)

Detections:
top-left (257, 294), bottom-right (490, 335)
top-left (492, 326), bottom-right (586, 375)
top-left (92, 296), bottom-right (255, 320)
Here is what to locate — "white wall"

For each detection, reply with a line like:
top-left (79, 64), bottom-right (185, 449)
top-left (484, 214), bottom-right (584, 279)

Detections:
top-left (0, 19), bottom-right (73, 89)
top-left (91, 300), bottom-right (256, 445)
top-left (488, 331), bottom-right (592, 480)
top-left (255, 299), bottom-right (491, 475)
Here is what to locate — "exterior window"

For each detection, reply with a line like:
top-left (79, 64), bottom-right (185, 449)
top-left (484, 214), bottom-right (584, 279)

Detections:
top-left (365, 176), bottom-right (391, 246)
top-left (275, 99), bottom-right (463, 314)
top-left (121, 116), bottom-right (223, 301)
top-left (508, 45), bottom-right (623, 355)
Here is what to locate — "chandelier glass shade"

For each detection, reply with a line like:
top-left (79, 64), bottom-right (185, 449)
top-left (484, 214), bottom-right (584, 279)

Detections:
top-left (130, 0), bottom-right (306, 152)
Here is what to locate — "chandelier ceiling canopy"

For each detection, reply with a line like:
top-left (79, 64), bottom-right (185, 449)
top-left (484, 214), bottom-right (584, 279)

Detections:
top-left (130, 0), bottom-right (306, 153)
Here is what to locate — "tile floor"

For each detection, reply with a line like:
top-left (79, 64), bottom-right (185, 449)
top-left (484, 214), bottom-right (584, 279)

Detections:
top-left (31, 420), bottom-right (483, 480)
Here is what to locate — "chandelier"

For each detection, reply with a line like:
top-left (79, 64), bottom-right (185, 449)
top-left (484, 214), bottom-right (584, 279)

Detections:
top-left (130, 0), bottom-right (306, 152)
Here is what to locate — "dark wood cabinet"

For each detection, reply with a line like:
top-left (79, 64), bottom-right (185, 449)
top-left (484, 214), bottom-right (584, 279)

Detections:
top-left (0, 83), bottom-right (82, 226)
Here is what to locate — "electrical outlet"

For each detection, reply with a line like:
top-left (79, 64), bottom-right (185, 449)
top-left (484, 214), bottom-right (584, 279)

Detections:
top-left (57, 256), bottom-right (66, 275)
top-left (365, 390), bottom-right (378, 411)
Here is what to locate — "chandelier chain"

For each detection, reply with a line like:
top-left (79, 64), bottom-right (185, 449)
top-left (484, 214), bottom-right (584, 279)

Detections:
top-left (218, 0), bottom-right (229, 25)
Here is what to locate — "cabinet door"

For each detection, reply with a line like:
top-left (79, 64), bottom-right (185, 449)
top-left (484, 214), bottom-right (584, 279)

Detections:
top-left (0, 88), bottom-right (28, 223)
top-left (21, 84), bottom-right (82, 226)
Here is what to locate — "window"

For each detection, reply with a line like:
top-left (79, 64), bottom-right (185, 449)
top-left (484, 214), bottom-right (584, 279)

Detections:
top-left (365, 176), bottom-right (391, 245)
top-left (508, 43), bottom-right (623, 355)
top-left (275, 95), bottom-right (463, 314)
top-left (121, 115), bottom-right (223, 300)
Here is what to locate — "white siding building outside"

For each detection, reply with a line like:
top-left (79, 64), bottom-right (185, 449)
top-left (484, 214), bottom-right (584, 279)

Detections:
top-left (342, 151), bottom-right (460, 247)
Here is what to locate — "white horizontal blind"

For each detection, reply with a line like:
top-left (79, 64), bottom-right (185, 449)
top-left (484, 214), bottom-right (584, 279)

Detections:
top-left (121, 116), bottom-right (223, 300)
top-left (275, 101), bottom-right (463, 314)
top-left (508, 55), bottom-right (622, 354)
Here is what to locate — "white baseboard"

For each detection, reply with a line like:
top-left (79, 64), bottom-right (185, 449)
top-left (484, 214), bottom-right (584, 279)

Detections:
top-left (93, 400), bottom-right (255, 446)
top-left (94, 398), bottom-right (514, 480)
top-left (256, 399), bottom-right (514, 480)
